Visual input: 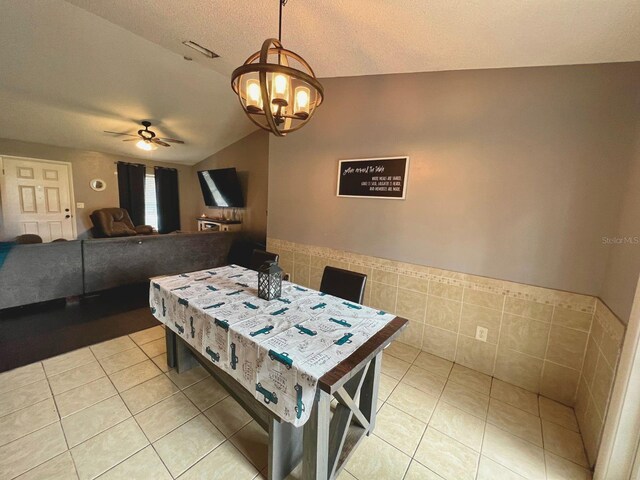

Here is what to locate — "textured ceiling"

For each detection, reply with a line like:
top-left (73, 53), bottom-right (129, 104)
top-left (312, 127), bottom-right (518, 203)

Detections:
top-left (66, 0), bottom-right (640, 78)
top-left (1, 0), bottom-right (639, 164)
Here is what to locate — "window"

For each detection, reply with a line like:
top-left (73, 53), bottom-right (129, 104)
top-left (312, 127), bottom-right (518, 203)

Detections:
top-left (144, 174), bottom-right (159, 230)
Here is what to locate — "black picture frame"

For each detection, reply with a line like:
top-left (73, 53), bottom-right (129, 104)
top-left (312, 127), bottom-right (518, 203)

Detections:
top-left (336, 156), bottom-right (409, 199)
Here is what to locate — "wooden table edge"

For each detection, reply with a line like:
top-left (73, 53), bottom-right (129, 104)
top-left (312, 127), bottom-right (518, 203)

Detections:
top-left (318, 316), bottom-right (408, 394)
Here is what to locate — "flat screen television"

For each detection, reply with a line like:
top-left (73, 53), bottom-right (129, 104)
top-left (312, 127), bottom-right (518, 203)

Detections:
top-left (197, 167), bottom-right (245, 208)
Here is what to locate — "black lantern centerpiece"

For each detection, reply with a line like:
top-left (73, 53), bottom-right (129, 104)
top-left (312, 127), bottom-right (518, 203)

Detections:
top-left (258, 261), bottom-right (283, 301)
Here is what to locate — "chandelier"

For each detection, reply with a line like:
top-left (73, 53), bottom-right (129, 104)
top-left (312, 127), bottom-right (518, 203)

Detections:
top-left (231, 0), bottom-right (324, 136)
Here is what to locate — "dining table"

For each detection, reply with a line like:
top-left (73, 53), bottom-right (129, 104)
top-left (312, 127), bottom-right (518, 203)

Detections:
top-left (149, 264), bottom-right (407, 480)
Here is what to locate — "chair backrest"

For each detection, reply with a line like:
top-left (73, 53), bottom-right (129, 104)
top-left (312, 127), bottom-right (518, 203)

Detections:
top-left (90, 208), bottom-right (137, 237)
top-left (320, 266), bottom-right (367, 304)
top-left (249, 249), bottom-right (279, 271)
top-left (15, 234), bottom-right (43, 244)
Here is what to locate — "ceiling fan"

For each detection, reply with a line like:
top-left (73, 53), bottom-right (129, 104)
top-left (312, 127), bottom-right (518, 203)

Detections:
top-left (104, 121), bottom-right (184, 151)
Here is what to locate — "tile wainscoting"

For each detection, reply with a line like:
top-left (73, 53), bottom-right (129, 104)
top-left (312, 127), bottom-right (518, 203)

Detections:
top-left (575, 300), bottom-right (626, 464)
top-left (267, 237), bottom-right (626, 466)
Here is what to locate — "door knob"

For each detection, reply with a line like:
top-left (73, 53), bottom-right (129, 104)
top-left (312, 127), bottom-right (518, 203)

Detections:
top-left (65, 208), bottom-right (70, 212)
top-left (65, 215), bottom-right (71, 219)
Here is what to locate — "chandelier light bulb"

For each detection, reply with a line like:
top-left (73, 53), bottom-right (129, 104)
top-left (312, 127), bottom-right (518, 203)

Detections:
top-left (271, 73), bottom-right (290, 106)
top-left (245, 79), bottom-right (263, 112)
top-left (294, 86), bottom-right (310, 118)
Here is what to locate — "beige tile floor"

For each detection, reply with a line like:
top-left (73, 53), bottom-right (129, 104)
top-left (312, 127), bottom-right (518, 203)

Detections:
top-left (0, 325), bottom-right (593, 480)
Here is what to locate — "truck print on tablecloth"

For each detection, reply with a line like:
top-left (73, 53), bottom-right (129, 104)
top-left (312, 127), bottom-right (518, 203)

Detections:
top-left (204, 302), bottom-right (226, 310)
top-left (256, 382), bottom-right (278, 404)
top-left (214, 318), bottom-right (229, 331)
top-left (329, 317), bottom-right (352, 328)
top-left (294, 383), bottom-right (305, 419)
top-left (268, 350), bottom-right (293, 369)
top-left (205, 347), bottom-right (220, 363)
top-left (294, 324), bottom-right (317, 336)
top-left (230, 342), bottom-right (239, 370)
top-left (149, 264), bottom-right (395, 426)
top-left (229, 331), bottom-right (259, 391)
top-left (335, 332), bottom-right (354, 346)
top-left (250, 325), bottom-right (275, 337)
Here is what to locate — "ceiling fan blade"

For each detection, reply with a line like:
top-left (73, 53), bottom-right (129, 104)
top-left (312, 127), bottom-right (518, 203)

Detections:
top-left (104, 131), bottom-right (138, 137)
top-left (158, 137), bottom-right (185, 144)
top-left (152, 138), bottom-right (171, 147)
top-left (123, 138), bottom-right (139, 142)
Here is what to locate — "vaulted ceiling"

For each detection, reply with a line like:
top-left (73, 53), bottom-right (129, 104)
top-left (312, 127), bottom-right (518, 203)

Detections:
top-left (1, 0), bottom-right (639, 164)
top-left (0, 0), bottom-right (255, 164)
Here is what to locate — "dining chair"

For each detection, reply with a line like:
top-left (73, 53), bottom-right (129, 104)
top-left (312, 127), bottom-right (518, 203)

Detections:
top-left (249, 249), bottom-right (279, 271)
top-left (319, 266), bottom-right (367, 304)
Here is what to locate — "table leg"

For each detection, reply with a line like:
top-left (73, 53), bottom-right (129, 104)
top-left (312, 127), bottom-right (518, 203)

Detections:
top-left (269, 418), bottom-right (303, 480)
top-left (175, 334), bottom-right (198, 373)
top-left (165, 329), bottom-right (176, 369)
top-left (303, 389), bottom-right (331, 480)
top-left (359, 352), bottom-right (381, 434)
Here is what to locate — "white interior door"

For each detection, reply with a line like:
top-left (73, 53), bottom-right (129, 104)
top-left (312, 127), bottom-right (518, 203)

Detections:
top-left (0, 156), bottom-right (76, 242)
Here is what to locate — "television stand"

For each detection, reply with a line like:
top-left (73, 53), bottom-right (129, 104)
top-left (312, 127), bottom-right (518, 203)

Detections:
top-left (197, 217), bottom-right (242, 232)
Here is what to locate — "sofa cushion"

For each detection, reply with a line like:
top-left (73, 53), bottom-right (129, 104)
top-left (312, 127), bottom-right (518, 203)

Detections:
top-left (0, 241), bottom-right (84, 309)
top-left (82, 231), bottom-right (237, 292)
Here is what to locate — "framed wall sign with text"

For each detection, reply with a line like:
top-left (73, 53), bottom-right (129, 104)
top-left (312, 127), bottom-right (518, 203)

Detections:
top-left (336, 156), bottom-right (409, 199)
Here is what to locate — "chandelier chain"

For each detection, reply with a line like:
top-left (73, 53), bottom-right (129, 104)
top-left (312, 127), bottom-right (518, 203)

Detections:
top-left (278, 0), bottom-right (288, 42)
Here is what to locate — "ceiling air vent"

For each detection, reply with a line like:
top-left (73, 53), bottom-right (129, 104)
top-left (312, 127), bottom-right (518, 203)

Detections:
top-left (182, 40), bottom-right (219, 59)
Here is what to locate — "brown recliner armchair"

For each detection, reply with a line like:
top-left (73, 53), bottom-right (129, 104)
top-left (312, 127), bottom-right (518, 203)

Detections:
top-left (90, 208), bottom-right (154, 238)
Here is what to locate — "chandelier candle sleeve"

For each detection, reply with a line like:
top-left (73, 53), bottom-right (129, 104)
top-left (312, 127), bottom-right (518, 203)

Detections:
top-left (294, 86), bottom-right (310, 118)
top-left (271, 73), bottom-right (290, 106)
top-left (245, 79), bottom-right (263, 112)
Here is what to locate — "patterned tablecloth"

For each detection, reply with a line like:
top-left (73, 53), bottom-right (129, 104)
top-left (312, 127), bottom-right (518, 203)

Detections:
top-left (149, 265), bottom-right (396, 426)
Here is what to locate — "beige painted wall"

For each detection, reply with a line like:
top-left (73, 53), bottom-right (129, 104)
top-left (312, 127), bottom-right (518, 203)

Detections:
top-left (268, 62), bottom-right (640, 297)
top-left (192, 130), bottom-right (269, 242)
top-left (0, 138), bottom-right (197, 239)
top-left (601, 128), bottom-right (640, 323)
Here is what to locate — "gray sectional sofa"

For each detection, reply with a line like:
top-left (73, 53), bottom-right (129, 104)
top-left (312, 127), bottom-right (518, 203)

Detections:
top-left (0, 231), bottom-right (237, 310)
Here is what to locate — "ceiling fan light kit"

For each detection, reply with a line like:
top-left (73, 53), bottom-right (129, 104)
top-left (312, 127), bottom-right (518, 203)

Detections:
top-left (136, 139), bottom-right (157, 151)
top-left (231, 0), bottom-right (324, 136)
top-left (104, 120), bottom-right (185, 151)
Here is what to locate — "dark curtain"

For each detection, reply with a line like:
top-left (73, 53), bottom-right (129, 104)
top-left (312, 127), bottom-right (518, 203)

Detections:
top-left (155, 167), bottom-right (180, 234)
top-left (117, 162), bottom-right (146, 226)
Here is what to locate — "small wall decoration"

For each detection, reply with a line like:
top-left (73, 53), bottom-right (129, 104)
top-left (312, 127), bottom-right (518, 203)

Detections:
top-left (337, 156), bottom-right (409, 199)
top-left (90, 178), bottom-right (106, 191)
